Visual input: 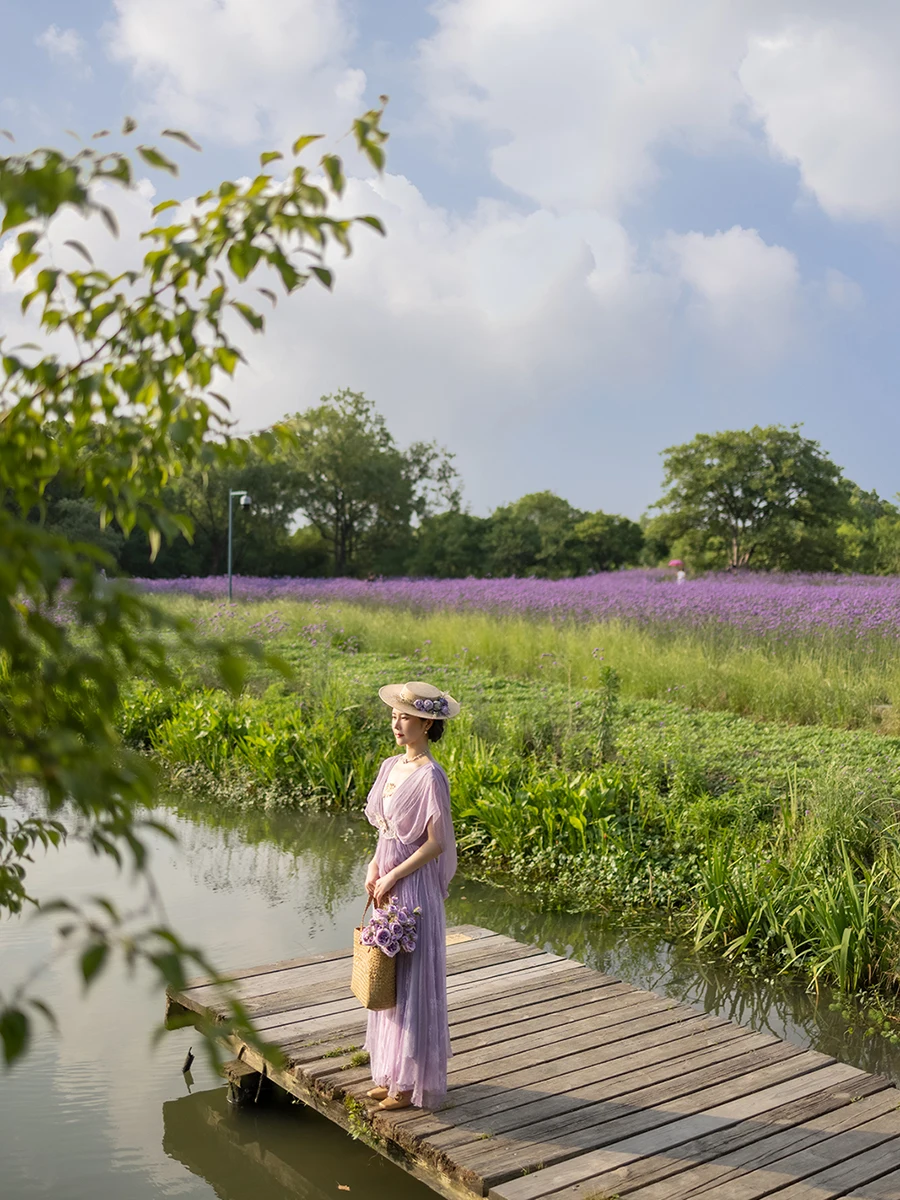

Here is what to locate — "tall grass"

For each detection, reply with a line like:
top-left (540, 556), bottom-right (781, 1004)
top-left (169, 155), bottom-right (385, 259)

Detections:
top-left (155, 596), bottom-right (900, 730)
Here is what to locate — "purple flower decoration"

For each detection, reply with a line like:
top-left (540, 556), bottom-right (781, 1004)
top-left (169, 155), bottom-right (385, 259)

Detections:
top-left (361, 899), bottom-right (423, 958)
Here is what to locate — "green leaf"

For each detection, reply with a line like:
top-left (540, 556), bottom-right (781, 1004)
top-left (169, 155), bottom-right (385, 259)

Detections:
top-left (357, 214), bottom-right (386, 235)
top-left (64, 239), bottom-right (94, 266)
top-left (162, 129), bottom-right (202, 152)
top-left (0, 128), bottom-right (14, 142)
top-left (149, 528), bottom-right (162, 562)
top-left (321, 154), bottom-right (345, 197)
top-left (256, 287), bottom-right (277, 306)
top-left (0, 1008), bottom-right (29, 1065)
top-left (310, 266), bottom-right (333, 289)
top-left (292, 134), bottom-right (323, 155)
top-left (80, 942), bottom-right (109, 987)
top-left (227, 242), bottom-right (261, 281)
top-left (28, 999), bottom-right (58, 1031)
top-left (260, 151), bottom-right (283, 166)
top-left (122, 116), bottom-right (138, 134)
top-left (92, 130), bottom-right (111, 139)
top-left (232, 302), bottom-right (264, 332)
top-left (11, 231), bottom-right (40, 277)
top-left (152, 199), bottom-right (180, 217)
top-left (97, 205), bottom-right (120, 237)
top-left (218, 652), bottom-right (248, 696)
top-left (137, 145), bottom-right (178, 175)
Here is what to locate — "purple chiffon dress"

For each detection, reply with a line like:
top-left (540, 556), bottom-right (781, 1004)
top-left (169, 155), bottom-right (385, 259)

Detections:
top-left (363, 755), bottom-right (457, 1109)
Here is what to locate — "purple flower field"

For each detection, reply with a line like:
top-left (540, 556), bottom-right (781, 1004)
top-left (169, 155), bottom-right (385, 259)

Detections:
top-left (134, 570), bottom-right (900, 640)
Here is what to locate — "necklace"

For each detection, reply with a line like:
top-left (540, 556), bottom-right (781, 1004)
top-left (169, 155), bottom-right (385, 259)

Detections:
top-left (404, 749), bottom-right (429, 764)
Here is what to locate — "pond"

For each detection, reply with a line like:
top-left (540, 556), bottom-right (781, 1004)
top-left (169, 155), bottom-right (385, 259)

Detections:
top-left (2, 795), bottom-right (899, 1200)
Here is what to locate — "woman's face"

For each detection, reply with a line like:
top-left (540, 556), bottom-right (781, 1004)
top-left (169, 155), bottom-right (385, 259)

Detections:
top-left (391, 709), bottom-right (429, 747)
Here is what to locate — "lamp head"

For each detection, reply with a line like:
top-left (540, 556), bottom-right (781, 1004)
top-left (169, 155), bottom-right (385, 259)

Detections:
top-left (239, 494), bottom-right (253, 510)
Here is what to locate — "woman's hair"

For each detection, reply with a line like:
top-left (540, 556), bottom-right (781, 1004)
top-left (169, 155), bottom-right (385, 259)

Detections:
top-left (427, 720), bottom-right (445, 743)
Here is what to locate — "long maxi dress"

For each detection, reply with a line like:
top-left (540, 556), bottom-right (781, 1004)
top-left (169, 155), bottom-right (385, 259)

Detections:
top-left (363, 755), bottom-right (457, 1109)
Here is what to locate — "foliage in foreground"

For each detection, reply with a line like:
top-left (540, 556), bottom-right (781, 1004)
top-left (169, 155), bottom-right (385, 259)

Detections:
top-left (122, 625), bottom-right (900, 1002)
top-left (0, 108), bottom-right (389, 1067)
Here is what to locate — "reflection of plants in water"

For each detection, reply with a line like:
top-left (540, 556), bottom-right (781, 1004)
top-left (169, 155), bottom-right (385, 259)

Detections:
top-left (163, 799), bottom-right (372, 921)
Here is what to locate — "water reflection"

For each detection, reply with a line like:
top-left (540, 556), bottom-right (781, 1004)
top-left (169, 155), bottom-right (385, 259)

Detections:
top-left (163, 1089), bottom-right (435, 1200)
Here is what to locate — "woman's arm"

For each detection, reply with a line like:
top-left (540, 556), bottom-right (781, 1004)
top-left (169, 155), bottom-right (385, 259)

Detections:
top-left (373, 821), bottom-right (442, 906)
top-left (365, 855), bottom-right (380, 897)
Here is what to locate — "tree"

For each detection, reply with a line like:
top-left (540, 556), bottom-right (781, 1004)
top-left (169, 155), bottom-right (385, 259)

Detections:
top-left (651, 425), bottom-right (849, 570)
top-left (408, 510), bottom-right (490, 577)
top-left (118, 440), bottom-right (309, 578)
top-left (833, 485), bottom-right (900, 575)
top-left (283, 389), bottom-right (460, 575)
top-left (571, 511), bottom-right (643, 572)
top-left (0, 106), bottom-right (389, 1066)
top-left (485, 491), bottom-right (585, 577)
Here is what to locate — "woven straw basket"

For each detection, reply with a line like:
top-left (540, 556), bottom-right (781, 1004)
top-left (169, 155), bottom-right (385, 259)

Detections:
top-left (351, 899), bottom-right (397, 1011)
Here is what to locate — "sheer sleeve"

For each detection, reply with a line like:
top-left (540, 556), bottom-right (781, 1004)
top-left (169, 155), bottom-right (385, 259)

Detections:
top-left (364, 757), bottom-right (394, 827)
top-left (390, 764), bottom-right (457, 898)
top-left (425, 765), bottom-right (457, 899)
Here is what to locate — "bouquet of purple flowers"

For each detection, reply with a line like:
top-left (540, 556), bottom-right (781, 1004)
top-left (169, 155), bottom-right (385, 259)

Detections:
top-left (360, 896), bottom-right (421, 958)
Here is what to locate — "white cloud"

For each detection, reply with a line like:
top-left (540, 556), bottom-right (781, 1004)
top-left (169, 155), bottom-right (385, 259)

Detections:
top-left (662, 226), bottom-right (801, 362)
top-left (106, 0), bottom-right (366, 146)
top-left (740, 21), bottom-right (900, 224)
top-left (36, 25), bottom-right (91, 78)
top-left (417, 1), bottom-right (900, 228)
top-left (418, 0), bottom-right (755, 216)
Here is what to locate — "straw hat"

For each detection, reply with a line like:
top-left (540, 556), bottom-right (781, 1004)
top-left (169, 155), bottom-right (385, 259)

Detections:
top-left (378, 680), bottom-right (461, 720)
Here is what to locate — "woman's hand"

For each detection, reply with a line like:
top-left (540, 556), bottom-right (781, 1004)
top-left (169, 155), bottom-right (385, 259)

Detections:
top-left (374, 870), bottom-right (399, 908)
top-left (365, 859), bottom-right (380, 899)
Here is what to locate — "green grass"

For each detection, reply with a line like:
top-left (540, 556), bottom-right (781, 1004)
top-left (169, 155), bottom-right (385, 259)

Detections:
top-left (153, 596), bottom-right (900, 731)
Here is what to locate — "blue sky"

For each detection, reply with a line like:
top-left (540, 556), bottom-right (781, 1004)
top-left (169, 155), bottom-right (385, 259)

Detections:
top-left (2, 1), bottom-right (900, 519)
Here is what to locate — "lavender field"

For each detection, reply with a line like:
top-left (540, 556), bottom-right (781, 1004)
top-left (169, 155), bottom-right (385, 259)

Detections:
top-left (136, 569), bottom-right (900, 729)
top-left (137, 569), bottom-right (900, 641)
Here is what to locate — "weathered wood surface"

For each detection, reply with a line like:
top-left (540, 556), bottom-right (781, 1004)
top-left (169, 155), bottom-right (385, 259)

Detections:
top-left (165, 925), bottom-right (900, 1200)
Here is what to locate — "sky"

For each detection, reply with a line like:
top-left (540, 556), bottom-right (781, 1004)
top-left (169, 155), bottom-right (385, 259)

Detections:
top-left (2, 1), bottom-right (900, 519)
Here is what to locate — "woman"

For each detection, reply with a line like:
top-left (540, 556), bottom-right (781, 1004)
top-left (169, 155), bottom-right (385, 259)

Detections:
top-left (362, 680), bottom-right (459, 1112)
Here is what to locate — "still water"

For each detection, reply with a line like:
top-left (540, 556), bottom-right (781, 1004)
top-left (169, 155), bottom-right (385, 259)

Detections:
top-left (2, 795), bottom-right (899, 1200)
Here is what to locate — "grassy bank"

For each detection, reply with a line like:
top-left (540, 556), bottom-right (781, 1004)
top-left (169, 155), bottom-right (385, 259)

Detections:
top-left (119, 614), bottom-right (900, 1007)
top-left (154, 595), bottom-right (900, 731)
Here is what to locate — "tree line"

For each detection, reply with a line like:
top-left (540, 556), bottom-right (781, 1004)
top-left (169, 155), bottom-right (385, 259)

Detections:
top-left (23, 393), bottom-right (900, 578)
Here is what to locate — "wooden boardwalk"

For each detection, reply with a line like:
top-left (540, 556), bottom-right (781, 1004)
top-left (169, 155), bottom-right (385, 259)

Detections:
top-left (166, 925), bottom-right (900, 1200)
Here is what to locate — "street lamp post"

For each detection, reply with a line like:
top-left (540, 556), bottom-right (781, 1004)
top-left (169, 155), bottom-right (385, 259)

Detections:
top-left (227, 490), bottom-right (252, 602)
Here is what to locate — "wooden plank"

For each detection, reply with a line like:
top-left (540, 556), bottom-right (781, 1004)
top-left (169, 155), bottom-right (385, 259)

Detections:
top-left (490, 1061), bottom-right (874, 1200)
top-left (182, 930), bottom-right (525, 1008)
top-left (465, 1047), bottom-right (829, 1192)
top-left (388, 1012), bottom-right (734, 1146)
top-left (430, 1027), bottom-right (765, 1154)
top-left (248, 962), bottom-right (592, 1042)
top-left (843, 1165), bottom-right (900, 1198)
top-left (180, 922), bottom-right (497, 988)
top-left (681, 1113), bottom-right (900, 1200)
top-left (211, 943), bottom-right (561, 1025)
top-left (541, 1074), bottom-right (893, 1200)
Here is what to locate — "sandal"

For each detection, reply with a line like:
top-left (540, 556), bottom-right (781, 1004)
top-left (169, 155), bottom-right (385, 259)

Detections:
top-left (366, 1086), bottom-right (389, 1100)
top-left (379, 1092), bottom-right (412, 1111)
